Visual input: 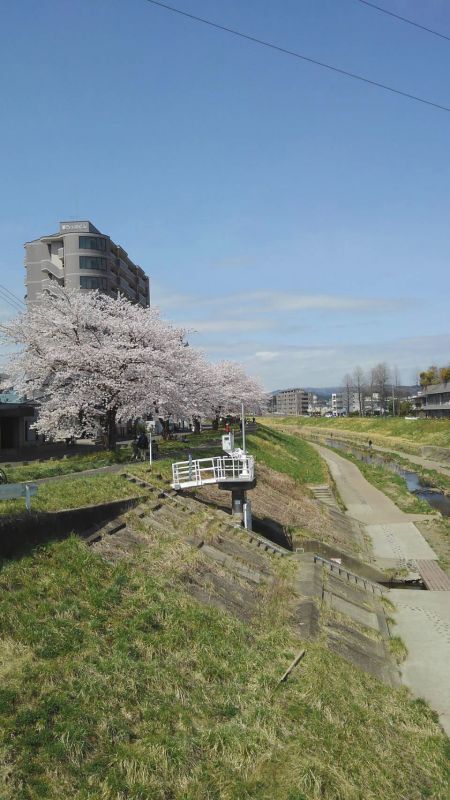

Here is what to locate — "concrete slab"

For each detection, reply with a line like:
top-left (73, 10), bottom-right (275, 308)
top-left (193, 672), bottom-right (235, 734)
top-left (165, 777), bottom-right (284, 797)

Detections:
top-left (366, 522), bottom-right (437, 563)
top-left (326, 628), bottom-right (400, 687)
top-left (324, 591), bottom-right (380, 631)
top-left (390, 590), bottom-right (450, 736)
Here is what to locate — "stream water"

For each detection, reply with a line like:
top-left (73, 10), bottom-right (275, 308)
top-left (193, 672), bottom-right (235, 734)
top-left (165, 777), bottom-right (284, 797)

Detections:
top-left (322, 438), bottom-right (450, 518)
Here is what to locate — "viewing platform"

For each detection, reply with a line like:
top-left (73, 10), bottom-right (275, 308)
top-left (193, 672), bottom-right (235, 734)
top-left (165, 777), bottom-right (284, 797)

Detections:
top-left (171, 453), bottom-right (255, 490)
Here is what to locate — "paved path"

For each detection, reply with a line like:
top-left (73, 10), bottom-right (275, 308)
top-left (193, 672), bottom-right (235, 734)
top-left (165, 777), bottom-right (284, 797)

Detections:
top-left (389, 590), bottom-right (450, 736)
top-left (313, 444), bottom-right (432, 526)
top-left (313, 443), bottom-right (450, 735)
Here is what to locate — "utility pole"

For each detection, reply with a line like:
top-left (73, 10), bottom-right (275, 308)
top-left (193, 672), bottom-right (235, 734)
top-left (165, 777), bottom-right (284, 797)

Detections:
top-left (241, 402), bottom-right (246, 454)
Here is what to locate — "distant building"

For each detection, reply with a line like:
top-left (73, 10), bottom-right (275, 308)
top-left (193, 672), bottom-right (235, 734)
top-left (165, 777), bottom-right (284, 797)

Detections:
top-left (271, 388), bottom-right (311, 416)
top-left (25, 220), bottom-right (150, 307)
top-left (414, 383), bottom-right (450, 419)
top-left (0, 376), bottom-right (37, 449)
top-left (331, 393), bottom-right (344, 416)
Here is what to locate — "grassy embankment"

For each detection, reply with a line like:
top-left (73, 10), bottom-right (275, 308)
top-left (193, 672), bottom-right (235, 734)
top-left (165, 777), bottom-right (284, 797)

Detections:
top-left (265, 415), bottom-right (450, 453)
top-left (1, 430), bottom-right (221, 484)
top-left (246, 425), bottom-right (327, 485)
top-left (1, 534), bottom-right (449, 800)
top-left (0, 425), bottom-right (449, 797)
top-left (0, 473), bottom-right (149, 516)
top-left (0, 426), bottom-right (327, 517)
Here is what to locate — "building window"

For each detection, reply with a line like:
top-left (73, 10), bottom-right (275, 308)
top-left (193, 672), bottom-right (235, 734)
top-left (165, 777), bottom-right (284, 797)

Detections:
top-left (80, 276), bottom-right (108, 290)
top-left (79, 236), bottom-right (106, 251)
top-left (79, 255), bottom-right (107, 271)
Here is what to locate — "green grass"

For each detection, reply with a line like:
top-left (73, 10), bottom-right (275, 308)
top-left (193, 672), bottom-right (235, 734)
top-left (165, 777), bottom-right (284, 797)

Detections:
top-left (388, 635), bottom-right (408, 665)
top-left (2, 449), bottom-right (132, 484)
top-left (0, 535), bottom-right (448, 799)
top-left (0, 473), bottom-right (148, 515)
top-left (246, 426), bottom-right (327, 485)
top-left (264, 415), bottom-right (450, 451)
top-left (1, 426), bottom-right (326, 491)
top-left (2, 430), bottom-right (226, 484)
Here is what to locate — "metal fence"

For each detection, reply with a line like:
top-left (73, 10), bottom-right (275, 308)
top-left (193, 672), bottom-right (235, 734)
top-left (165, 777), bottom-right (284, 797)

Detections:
top-left (313, 553), bottom-right (384, 594)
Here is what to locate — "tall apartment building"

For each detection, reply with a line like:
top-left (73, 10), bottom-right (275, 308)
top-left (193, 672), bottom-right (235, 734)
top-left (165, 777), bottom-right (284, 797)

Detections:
top-left (25, 221), bottom-right (150, 307)
top-left (331, 393), bottom-right (344, 416)
top-left (272, 388), bottom-right (310, 416)
top-left (332, 391), bottom-right (362, 415)
top-left (413, 382), bottom-right (450, 419)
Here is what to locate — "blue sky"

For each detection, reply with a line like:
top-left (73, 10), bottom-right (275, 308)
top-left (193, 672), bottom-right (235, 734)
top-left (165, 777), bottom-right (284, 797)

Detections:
top-left (0, 0), bottom-right (449, 388)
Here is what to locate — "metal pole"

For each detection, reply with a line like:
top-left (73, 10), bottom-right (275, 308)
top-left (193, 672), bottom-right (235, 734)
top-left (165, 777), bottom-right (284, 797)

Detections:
top-left (25, 484), bottom-right (31, 512)
top-left (241, 402), bottom-right (246, 454)
top-left (149, 431), bottom-right (152, 466)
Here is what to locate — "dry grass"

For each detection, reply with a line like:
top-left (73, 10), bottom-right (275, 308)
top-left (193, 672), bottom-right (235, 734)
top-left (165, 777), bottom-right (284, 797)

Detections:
top-left (264, 416), bottom-right (450, 453)
top-left (0, 531), bottom-right (448, 800)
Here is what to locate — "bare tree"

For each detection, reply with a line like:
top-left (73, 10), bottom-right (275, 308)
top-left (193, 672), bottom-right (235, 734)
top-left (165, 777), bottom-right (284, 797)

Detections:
top-left (341, 373), bottom-right (353, 415)
top-left (352, 366), bottom-right (366, 416)
top-left (391, 365), bottom-right (401, 416)
top-left (371, 362), bottom-right (391, 414)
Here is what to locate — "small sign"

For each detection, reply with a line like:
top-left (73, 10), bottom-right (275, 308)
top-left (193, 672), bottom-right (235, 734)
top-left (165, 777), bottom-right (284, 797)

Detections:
top-left (0, 483), bottom-right (38, 511)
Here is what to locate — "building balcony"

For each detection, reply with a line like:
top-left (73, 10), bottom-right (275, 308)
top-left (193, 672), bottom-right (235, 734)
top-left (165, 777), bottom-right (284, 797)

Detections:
top-left (41, 261), bottom-right (64, 281)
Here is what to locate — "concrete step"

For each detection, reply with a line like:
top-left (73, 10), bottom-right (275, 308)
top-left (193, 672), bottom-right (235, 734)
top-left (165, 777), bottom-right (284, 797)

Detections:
top-left (199, 543), bottom-right (263, 584)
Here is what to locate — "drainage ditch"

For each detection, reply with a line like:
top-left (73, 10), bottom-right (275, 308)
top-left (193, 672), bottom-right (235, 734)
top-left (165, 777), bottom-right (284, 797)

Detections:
top-left (322, 438), bottom-right (450, 517)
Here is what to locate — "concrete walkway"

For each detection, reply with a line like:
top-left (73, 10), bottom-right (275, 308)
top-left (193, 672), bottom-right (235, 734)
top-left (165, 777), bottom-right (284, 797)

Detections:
top-left (313, 443), bottom-right (450, 736)
top-left (389, 590), bottom-right (450, 735)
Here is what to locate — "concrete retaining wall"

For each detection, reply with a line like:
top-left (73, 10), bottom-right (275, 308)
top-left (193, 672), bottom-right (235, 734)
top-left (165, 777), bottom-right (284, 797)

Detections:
top-left (0, 497), bottom-right (142, 558)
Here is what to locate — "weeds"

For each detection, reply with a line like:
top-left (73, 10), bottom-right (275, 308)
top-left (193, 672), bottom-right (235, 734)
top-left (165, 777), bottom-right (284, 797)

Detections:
top-left (0, 536), bottom-right (448, 799)
top-left (0, 473), bottom-right (148, 515)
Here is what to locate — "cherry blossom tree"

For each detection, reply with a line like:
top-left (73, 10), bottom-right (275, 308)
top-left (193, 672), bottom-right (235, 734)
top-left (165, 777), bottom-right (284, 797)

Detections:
top-left (0, 288), bottom-right (209, 449)
top-left (209, 361), bottom-right (267, 427)
top-left (0, 288), bottom-right (266, 448)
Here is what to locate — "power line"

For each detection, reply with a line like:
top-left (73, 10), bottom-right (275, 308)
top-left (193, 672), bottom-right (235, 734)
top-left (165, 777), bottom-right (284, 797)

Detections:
top-left (0, 291), bottom-right (22, 313)
top-left (356, 1), bottom-right (450, 43)
top-left (144, 0), bottom-right (450, 112)
top-left (0, 284), bottom-right (25, 307)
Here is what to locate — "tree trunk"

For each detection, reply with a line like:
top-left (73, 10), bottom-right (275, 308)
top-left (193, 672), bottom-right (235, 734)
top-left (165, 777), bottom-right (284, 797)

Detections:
top-left (160, 418), bottom-right (170, 440)
top-left (104, 407), bottom-right (117, 450)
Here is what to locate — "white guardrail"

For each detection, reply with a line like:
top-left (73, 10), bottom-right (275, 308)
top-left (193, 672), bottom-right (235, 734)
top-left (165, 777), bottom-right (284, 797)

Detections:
top-left (172, 455), bottom-right (255, 489)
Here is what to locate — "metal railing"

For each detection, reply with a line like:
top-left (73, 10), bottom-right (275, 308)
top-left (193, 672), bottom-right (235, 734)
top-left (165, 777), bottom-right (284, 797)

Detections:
top-left (313, 554), bottom-right (384, 594)
top-left (172, 455), bottom-right (255, 488)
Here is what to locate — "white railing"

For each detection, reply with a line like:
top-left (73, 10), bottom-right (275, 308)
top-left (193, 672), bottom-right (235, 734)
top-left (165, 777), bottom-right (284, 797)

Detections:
top-left (172, 455), bottom-right (255, 489)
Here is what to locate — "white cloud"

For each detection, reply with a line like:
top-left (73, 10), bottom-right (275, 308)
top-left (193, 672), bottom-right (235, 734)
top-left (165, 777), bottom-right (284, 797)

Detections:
top-left (254, 351), bottom-right (280, 361)
top-left (243, 333), bottom-right (450, 389)
top-left (257, 292), bottom-right (411, 312)
top-left (182, 319), bottom-right (272, 333)
top-left (152, 283), bottom-right (413, 316)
